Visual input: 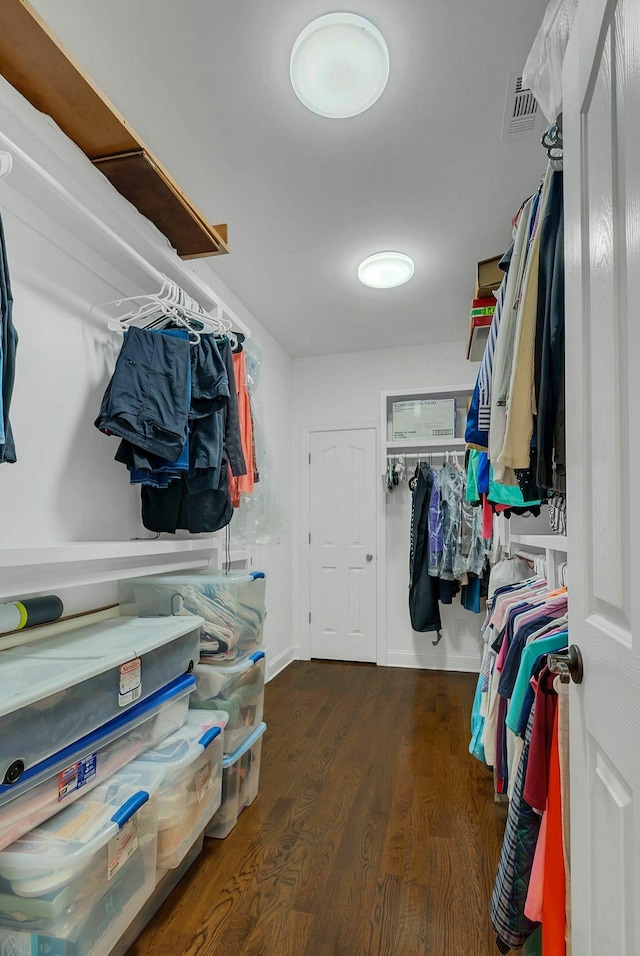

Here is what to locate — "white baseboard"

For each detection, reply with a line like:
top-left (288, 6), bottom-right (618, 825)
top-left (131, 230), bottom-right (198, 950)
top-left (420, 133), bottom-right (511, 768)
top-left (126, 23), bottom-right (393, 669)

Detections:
top-left (384, 650), bottom-right (481, 673)
top-left (266, 644), bottom-right (299, 682)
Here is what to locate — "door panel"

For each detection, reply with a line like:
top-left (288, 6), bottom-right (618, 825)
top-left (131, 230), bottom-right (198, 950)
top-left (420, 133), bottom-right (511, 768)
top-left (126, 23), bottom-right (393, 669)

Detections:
top-left (309, 428), bottom-right (377, 662)
top-left (564, 0), bottom-right (640, 951)
top-left (320, 566), bottom-right (337, 635)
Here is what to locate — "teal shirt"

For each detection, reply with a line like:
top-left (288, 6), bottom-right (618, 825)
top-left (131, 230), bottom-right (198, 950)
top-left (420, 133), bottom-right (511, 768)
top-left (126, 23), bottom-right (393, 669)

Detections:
top-left (465, 448), bottom-right (542, 507)
top-left (506, 631), bottom-right (568, 734)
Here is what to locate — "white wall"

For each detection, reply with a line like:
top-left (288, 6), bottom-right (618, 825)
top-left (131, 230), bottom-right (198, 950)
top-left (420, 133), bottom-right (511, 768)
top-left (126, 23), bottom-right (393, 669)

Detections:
top-left (292, 342), bottom-right (484, 672)
top-left (0, 77), bottom-right (294, 673)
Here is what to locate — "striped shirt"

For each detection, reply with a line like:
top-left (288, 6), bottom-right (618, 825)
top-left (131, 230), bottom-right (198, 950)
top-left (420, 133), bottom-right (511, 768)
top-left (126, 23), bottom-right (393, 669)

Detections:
top-left (478, 275), bottom-right (507, 432)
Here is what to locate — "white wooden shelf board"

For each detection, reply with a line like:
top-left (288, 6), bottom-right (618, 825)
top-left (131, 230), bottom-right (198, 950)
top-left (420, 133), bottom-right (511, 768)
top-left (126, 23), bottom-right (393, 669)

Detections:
top-left (510, 534), bottom-right (568, 552)
top-left (386, 437), bottom-right (467, 451)
top-left (0, 539), bottom-right (219, 600)
top-left (382, 383), bottom-right (475, 398)
top-left (0, 538), bottom-right (218, 569)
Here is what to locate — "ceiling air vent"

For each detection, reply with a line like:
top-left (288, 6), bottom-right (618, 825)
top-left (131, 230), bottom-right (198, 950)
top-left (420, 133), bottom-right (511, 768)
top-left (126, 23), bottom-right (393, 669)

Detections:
top-left (501, 70), bottom-right (539, 139)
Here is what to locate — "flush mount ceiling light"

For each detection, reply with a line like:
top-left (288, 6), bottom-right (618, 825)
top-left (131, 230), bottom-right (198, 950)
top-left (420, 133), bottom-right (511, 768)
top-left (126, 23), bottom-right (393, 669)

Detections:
top-left (358, 252), bottom-right (415, 288)
top-left (290, 13), bottom-right (389, 118)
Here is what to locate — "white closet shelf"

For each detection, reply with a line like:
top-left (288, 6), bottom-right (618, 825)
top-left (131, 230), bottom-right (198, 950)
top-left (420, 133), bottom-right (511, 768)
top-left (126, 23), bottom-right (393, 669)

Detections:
top-left (510, 533), bottom-right (568, 552)
top-left (385, 437), bottom-right (467, 451)
top-left (0, 539), bottom-right (217, 569)
top-left (0, 540), bottom-right (219, 601)
top-left (381, 385), bottom-right (474, 478)
top-left (382, 383), bottom-right (475, 400)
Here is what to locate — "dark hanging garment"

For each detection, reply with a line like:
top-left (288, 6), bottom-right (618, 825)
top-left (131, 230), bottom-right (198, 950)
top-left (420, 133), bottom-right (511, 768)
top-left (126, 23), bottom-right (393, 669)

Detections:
top-left (141, 465), bottom-right (233, 534)
top-left (0, 212), bottom-right (17, 463)
top-left (217, 336), bottom-right (247, 478)
top-left (409, 463), bottom-right (442, 636)
top-left (534, 170), bottom-right (565, 493)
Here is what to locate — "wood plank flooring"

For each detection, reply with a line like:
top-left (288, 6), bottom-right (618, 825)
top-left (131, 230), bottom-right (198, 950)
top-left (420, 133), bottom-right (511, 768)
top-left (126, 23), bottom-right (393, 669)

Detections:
top-left (128, 661), bottom-right (507, 956)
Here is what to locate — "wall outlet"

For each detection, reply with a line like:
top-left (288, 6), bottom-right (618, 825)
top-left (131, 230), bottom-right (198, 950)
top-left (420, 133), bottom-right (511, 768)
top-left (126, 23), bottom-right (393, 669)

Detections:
top-left (455, 619), bottom-right (465, 637)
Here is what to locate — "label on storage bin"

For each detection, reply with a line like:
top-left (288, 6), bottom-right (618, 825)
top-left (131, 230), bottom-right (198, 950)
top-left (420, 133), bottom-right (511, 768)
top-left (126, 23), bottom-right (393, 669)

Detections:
top-left (58, 753), bottom-right (98, 802)
top-left (195, 764), bottom-right (213, 803)
top-left (107, 815), bottom-right (138, 881)
top-left (0, 929), bottom-right (34, 955)
top-left (118, 657), bottom-right (142, 707)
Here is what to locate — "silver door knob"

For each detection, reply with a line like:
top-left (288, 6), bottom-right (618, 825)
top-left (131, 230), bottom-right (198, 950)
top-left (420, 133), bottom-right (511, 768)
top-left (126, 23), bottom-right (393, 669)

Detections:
top-left (366, 554), bottom-right (374, 562)
top-left (548, 645), bottom-right (584, 685)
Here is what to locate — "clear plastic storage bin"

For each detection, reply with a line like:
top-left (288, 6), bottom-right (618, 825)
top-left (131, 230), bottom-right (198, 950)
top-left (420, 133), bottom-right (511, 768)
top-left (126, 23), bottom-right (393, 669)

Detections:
top-left (191, 650), bottom-right (266, 753)
top-left (132, 710), bottom-right (227, 869)
top-left (0, 764), bottom-right (164, 956)
top-left (108, 832), bottom-right (204, 956)
top-left (206, 722), bottom-right (266, 840)
top-left (0, 673), bottom-right (195, 851)
top-left (122, 570), bottom-right (266, 664)
top-left (0, 616), bottom-right (201, 791)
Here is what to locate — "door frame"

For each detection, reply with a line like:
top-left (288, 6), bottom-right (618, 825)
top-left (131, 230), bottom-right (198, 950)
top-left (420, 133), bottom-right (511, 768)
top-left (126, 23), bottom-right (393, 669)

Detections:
top-left (299, 422), bottom-right (387, 665)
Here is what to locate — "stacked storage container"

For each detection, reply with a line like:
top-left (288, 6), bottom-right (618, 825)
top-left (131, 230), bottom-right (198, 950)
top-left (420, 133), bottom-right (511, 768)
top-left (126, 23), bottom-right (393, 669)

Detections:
top-left (0, 763), bottom-right (165, 955)
top-left (191, 651), bottom-right (266, 752)
top-left (131, 710), bottom-right (228, 871)
top-left (0, 617), bottom-right (201, 835)
top-left (0, 673), bottom-right (195, 851)
top-left (206, 721), bottom-right (266, 839)
top-left (123, 570), bottom-right (266, 665)
top-left (0, 567), bottom-right (270, 951)
top-left (123, 571), bottom-right (269, 839)
top-left (0, 613), bottom-right (207, 954)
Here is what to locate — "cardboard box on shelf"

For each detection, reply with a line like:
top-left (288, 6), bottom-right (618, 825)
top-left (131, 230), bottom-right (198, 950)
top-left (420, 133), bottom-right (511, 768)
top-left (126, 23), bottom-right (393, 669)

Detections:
top-left (391, 398), bottom-right (457, 441)
top-left (474, 256), bottom-right (503, 298)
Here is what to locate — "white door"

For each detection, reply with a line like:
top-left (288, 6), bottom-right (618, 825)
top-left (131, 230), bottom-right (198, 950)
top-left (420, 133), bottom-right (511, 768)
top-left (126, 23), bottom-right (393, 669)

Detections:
top-left (564, 1), bottom-right (640, 951)
top-left (309, 427), bottom-right (377, 662)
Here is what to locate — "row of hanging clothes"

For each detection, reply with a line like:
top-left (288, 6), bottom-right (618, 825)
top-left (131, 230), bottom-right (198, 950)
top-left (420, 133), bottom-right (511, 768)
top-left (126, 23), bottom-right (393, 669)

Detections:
top-left (94, 277), bottom-right (258, 534)
top-left (402, 451), bottom-right (493, 643)
top-left (469, 553), bottom-right (570, 956)
top-left (465, 157), bottom-right (567, 536)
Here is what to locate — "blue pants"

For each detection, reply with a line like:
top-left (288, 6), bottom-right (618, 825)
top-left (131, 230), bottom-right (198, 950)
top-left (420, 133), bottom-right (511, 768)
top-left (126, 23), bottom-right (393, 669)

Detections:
top-left (95, 326), bottom-right (191, 461)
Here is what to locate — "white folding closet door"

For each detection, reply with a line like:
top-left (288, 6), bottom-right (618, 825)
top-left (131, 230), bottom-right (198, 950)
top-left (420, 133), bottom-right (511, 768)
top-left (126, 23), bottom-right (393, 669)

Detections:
top-left (564, 0), bottom-right (640, 951)
top-left (309, 428), bottom-right (377, 662)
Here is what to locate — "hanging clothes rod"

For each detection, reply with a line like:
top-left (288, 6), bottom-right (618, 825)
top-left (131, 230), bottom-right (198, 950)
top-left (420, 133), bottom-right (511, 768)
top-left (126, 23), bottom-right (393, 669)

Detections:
top-left (0, 135), bottom-right (251, 336)
top-left (386, 450), bottom-right (464, 461)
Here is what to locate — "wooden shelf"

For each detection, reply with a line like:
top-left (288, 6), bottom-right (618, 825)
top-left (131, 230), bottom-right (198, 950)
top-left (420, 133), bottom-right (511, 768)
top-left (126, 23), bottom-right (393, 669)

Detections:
top-left (0, 0), bottom-right (229, 259)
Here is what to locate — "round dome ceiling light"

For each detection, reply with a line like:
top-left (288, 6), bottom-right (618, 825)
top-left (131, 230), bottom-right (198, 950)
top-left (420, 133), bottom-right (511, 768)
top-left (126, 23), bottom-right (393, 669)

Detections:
top-left (358, 252), bottom-right (415, 288)
top-left (290, 13), bottom-right (389, 118)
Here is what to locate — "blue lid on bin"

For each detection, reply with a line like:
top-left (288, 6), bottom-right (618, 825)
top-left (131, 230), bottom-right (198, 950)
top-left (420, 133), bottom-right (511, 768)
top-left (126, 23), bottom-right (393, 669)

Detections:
top-left (221, 722), bottom-right (267, 768)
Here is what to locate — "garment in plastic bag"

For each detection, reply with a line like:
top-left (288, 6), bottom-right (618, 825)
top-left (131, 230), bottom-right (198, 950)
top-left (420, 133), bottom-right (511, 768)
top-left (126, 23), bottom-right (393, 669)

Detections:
top-left (231, 338), bottom-right (287, 545)
top-left (522, 0), bottom-right (579, 124)
top-left (488, 556), bottom-right (536, 599)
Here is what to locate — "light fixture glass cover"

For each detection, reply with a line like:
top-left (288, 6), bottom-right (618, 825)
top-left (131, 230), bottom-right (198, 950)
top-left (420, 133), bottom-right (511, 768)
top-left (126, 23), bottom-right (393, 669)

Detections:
top-left (358, 252), bottom-right (415, 288)
top-left (290, 13), bottom-right (389, 118)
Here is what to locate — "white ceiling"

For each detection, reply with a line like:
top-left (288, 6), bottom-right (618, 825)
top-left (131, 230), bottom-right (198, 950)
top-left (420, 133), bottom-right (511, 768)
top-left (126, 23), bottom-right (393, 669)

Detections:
top-left (32, 0), bottom-right (549, 358)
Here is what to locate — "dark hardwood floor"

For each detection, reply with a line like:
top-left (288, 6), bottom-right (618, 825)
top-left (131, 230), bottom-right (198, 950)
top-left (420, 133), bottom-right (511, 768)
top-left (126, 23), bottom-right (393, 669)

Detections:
top-left (128, 661), bottom-right (507, 956)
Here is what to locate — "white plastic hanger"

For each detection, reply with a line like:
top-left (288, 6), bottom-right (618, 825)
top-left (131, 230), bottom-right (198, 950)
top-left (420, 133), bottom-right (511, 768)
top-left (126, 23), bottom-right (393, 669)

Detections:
top-left (94, 276), bottom-right (232, 342)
